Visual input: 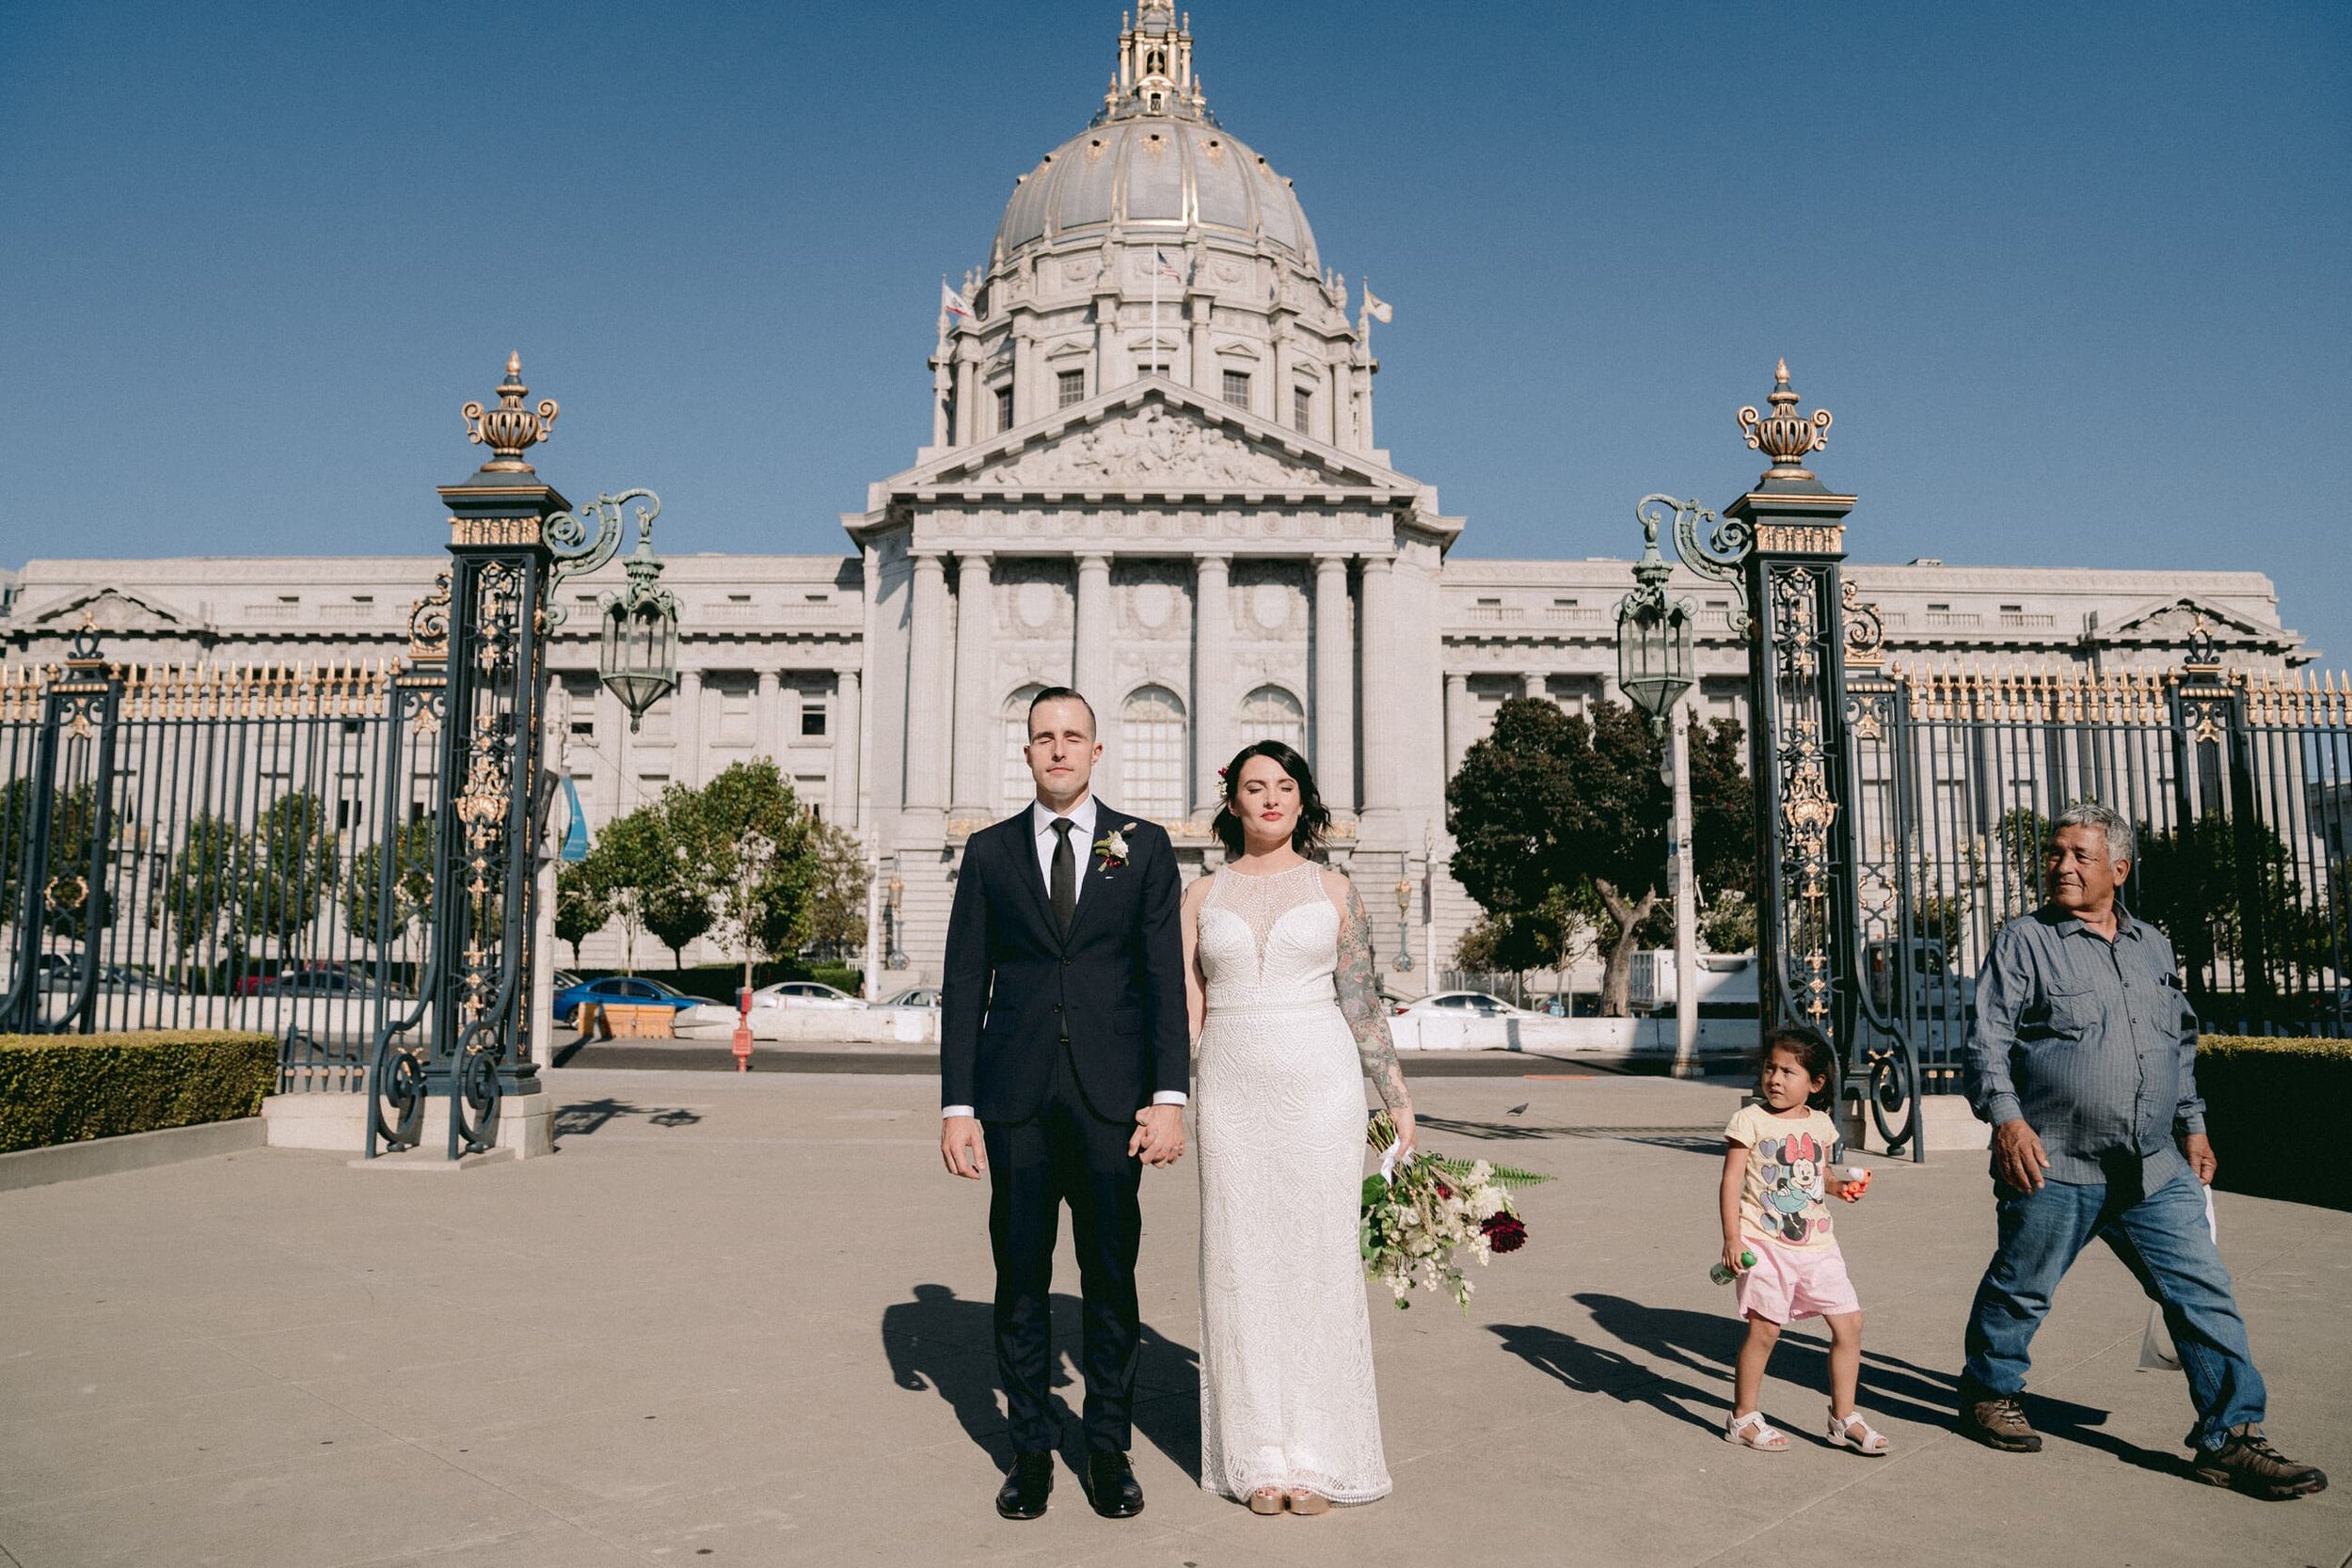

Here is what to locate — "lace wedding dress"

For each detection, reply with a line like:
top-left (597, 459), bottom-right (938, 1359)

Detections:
top-left (1194, 862), bottom-right (1409, 1504)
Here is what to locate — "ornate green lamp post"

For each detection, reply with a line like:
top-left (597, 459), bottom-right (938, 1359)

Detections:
top-left (1615, 508), bottom-right (1699, 1076)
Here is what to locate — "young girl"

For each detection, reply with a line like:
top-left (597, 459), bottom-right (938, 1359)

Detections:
top-left (1718, 1026), bottom-right (1887, 1454)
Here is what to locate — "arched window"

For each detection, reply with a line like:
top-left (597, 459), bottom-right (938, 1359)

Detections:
top-left (1238, 684), bottom-right (1307, 754)
top-left (1002, 684), bottom-right (1047, 812)
top-left (1120, 686), bottom-right (1188, 822)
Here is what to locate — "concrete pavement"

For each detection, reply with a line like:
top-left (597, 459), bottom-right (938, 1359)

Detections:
top-left (0, 1068), bottom-right (2344, 1567)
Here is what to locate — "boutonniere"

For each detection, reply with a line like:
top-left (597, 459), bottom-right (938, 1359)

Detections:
top-left (1093, 823), bottom-right (1136, 869)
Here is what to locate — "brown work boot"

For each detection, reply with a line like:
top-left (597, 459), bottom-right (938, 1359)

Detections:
top-left (2192, 1426), bottom-right (2328, 1500)
top-left (1959, 1395), bottom-right (2042, 1452)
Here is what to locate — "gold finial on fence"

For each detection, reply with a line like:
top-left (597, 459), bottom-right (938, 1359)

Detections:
top-left (1737, 359), bottom-right (1835, 482)
top-left (462, 352), bottom-right (559, 473)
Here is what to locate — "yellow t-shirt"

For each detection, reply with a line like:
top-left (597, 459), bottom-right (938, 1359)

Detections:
top-left (1724, 1102), bottom-right (1844, 1250)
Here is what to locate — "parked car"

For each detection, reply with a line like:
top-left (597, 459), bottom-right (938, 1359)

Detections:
top-left (271, 970), bottom-right (405, 999)
top-left (1629, 951), bottom-right (1760, 1016)
top-left (238, 960), bottom-right (377, 998)
top-left (552, 974), bottom-right (701, 1024)
top-left (879, 987), bottom-right (943, 1009)
top-left (749, 980), bottom-right (865, 1010)
top-left (1394, 990), bottom-right (1530, 1019)
top-left (551, 969), bottom-right (584, 991)
top-left (40, 960), bottom-right (185, 996)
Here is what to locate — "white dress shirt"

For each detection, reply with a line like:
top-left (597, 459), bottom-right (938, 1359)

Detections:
top-left (943, 791), bottom-right (1187, 1120)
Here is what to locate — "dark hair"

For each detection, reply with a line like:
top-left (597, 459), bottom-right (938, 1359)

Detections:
top-left (1025, 686), bottom-right (1096, 738)
top-left (1762, 1025), bottom-right (1838, 1112)
top-left (1214, 740), bottom-right (1333, 857)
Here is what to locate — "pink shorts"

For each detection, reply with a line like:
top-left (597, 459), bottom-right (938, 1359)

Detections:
top-left (1732, 1237), bottom-right (1860, 1323)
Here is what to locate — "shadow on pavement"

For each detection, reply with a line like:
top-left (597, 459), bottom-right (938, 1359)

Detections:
top-left (552, 1098), bottom-right (706, 1137)
top-left (1552, 1291), bottom-right (2183, 1472)
top-left (882, 1283), bottom-right (1201, 1483)
top-left (1487, 1323), bottom-right (1725, 1436)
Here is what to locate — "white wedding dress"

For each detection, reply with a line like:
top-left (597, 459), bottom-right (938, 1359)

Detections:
top-left (1194, 863), bottom-right (1393, 1504)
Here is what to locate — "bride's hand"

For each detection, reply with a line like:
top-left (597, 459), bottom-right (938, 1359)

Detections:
top-left (1388, 1104), bottom-right (1417, 1159)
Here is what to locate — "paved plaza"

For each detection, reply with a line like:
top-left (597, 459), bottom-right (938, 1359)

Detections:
top-left (0, 1067), bottom-right (2344, 1568)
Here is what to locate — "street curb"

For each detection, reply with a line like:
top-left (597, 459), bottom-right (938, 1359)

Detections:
top-left (0, 1117), bottom-right (268, 1193)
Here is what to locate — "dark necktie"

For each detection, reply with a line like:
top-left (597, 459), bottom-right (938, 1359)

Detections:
top-left (1049, 817), bottom-right (1077, 936)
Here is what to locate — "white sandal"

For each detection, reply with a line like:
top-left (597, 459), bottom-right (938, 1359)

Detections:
top-left (1827, 1407), bottom-right (1891, 1455)
top-left (1724, 1410), bottom-right (1789, 1451)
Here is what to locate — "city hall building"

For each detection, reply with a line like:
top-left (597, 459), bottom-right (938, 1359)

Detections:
top-left (0, 5), bottom-right (2308, 986)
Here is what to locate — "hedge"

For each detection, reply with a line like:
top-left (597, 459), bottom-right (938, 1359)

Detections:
top-left (0, 1031), bottom-right (278, 1154)
top-left (2197, 1036), bottom-right (2351, 1212)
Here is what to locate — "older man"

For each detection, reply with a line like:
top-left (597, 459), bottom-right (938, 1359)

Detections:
top-left (1960, 801), bottom-right (2326, 1499)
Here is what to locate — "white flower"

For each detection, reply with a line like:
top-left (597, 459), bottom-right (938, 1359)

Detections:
top-left (1098, 828), bottom-right (1132, 863)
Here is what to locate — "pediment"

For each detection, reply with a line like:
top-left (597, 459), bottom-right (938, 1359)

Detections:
top-left (2101, 595), bottom-right (2272, 642)
top-left (895, 382), bottom-right (1419, 499)
top-left (23, 587), bottom-right (194, 636)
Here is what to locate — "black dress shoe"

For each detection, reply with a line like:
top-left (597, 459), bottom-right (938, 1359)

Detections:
top-left (1087, 1449), bottom-right (1145, 1518)
top-left (996, 1450), bottom-right (1054, 1520)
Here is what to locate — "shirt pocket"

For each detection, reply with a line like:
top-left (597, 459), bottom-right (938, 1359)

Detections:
top-left (2042, 983), bottom-right (2100, 1038)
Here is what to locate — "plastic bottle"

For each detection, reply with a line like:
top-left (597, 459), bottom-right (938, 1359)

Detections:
top-left (1710, 1249), bottom-right (1757, 1286)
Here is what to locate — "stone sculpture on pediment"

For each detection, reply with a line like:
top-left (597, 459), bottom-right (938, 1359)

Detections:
top-left (967, 402), bottom-right (1327, 490)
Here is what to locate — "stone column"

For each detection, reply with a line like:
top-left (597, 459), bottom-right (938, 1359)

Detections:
top-left (904, 552), bottom-right (950, 813)
top-left (1312, 552), bottom-right (1356, 812)
top-left (675, 668), bottom-right (704, 787)
top-left (1187, 289), bottom-right (1215, 393)
top-left (1192, 553), bottom-right (1233, 811)
top-left (1444, 670), bottom-right (1471, 778)
top-left (1094, 293), bottom-right (1123, 392)
top-left (1358, 555), bottom-right (1396, 814)
top-left (593, 677), bottom-right (626, 820)
top-left (834, 665), bottom-right (863, 828)
top-left (755, 669), bottom-right (781, 760)
top-left (1073, 552), bottom-right (1115, 765)
top-left (950, 552), bottom-right (995, 813)
top-left (953, 350), bottom-right (977, 446)
top-left (1010, 327), bottom-right (1035, 428)
top-left (1269, 309), bottom-right (1295, 425)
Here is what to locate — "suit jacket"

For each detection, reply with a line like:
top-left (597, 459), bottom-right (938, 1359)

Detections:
top-left (940, 800), bottom-right (1188, 1123)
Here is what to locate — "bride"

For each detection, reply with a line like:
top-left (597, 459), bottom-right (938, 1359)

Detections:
top-left (1181, 739), bottom-right (1417, 1515)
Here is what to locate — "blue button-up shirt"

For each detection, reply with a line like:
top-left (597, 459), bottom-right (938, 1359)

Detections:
top-left (1964, 902), bottom-right (2205, 1188)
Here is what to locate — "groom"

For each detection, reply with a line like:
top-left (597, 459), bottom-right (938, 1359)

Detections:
top-left (939, 687), bottom-right (1188, 1521)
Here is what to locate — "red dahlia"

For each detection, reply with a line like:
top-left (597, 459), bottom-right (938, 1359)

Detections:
top-left (1481, 1212), bottom-right (1528, 1254)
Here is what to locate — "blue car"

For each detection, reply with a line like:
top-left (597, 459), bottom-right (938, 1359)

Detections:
top-left (552, 974), bottom-right (700, 1024)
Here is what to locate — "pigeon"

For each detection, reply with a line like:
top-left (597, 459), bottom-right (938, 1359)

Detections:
top-left (1506, 1102), bottom-right (1529, 1117)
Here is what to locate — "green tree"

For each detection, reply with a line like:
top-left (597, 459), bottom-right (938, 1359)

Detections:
top-left (2136, 814), bottom-right (2326, 1008)
top-left (797, 820), bottom-right (870, 958)
top-left (555, 861), bottom-right (612, 967)
top-left (1447, 696), bottom-right (1752, 1016)
top-left (670, 760), bottom-right (816, 979)
top-left (150, 811), bottom-right (241, 963)
top-left (345, 812), bottom-right (435, 961)
top-left (0, 781), bottom-right (106, 942)
top-left (239, 790), bottom-right (341, 967)
top-left (579, 806), bottom-right (672, 974)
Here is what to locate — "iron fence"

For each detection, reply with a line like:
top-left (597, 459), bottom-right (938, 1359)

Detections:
top-left (1845, 642), bottom-right (2352, 1142)
top-left (0, 626), bottom-right (445, 1098)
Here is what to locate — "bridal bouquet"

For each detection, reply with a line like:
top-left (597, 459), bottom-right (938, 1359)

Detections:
top-left (1359, 1111), bottom-right (1549, 1312)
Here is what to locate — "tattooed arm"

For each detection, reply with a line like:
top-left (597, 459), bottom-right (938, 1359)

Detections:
top-left (1328, 870), bottom-right (1415, 1151)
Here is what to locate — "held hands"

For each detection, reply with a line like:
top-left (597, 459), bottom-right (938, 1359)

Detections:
top-left (1993, 1117), bottom-right (2052, 1194)
top-left (940, 1115), bottom-right (987, 1180)
top-left (1130, 1103), bottom-right (1186, 1167)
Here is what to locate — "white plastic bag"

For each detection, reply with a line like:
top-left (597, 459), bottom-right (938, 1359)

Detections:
top-left (2137, 1183), bottom-right (2218, 1372)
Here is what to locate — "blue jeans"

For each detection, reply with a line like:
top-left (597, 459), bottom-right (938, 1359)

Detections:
top-left (1962, 1164), bottom-right (2266, 1449)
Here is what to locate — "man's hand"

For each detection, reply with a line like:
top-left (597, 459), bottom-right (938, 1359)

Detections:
top-left (1993, 1117), bottom-right (2050, 1194)
top-left (941, 1115), bottom-right (987, 1180)
top-left (2184, 1131), bottom-right (2218, 1186)
top-left (1130, 1103), bottom-right (1185, 1167)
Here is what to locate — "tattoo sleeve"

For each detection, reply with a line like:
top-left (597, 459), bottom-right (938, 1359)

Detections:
top-left (1336, 880), bottom-right (1409, 1113)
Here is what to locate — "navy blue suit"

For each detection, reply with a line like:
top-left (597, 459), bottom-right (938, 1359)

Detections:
top-left (940, 801), bottom-right (1187, 1453)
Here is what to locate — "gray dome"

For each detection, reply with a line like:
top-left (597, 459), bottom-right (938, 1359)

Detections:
top-left (993, 117), bottom-right (1317, 266)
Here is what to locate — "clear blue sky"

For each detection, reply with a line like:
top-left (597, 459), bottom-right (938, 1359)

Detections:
top-left (3, 2), bottom-right (2346, 653)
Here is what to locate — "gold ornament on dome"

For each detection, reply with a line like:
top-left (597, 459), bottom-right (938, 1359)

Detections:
top-left (462, 353), bottom-right (559, 472)
top-left (1738, 359), bottom-right (1834, 481)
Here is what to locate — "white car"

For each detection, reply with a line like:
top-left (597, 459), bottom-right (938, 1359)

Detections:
top-left (880, 987), bottom-right (942, 1009)
top-left (749, 980), bottom-right (866, 1010)
top-left (1395, 990), bottom-right (1531, 1019)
